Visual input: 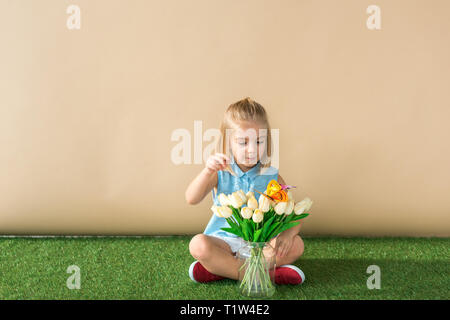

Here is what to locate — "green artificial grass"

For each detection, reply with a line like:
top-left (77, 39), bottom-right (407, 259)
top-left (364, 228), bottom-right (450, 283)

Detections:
top-left (0, 236), bottom-right (448, 299)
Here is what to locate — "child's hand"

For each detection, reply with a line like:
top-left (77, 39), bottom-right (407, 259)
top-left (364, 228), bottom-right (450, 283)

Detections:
top-left (205, 153), bottom-right (230, 174)
top-left (274, 230), bottom-right (295, 259)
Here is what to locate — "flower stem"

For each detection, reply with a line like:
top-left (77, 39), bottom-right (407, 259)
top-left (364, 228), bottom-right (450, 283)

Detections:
top-left (238, 243), bottom-right (274, 297)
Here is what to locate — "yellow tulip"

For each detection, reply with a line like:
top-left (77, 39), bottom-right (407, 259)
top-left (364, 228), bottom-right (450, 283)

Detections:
top-left (240, 206), bottom-right (253, 219)
top-left (247, 196), bottom-right (258, 210)
top-left (252, 209), bottom-right (264, 223)
top-left (258, 194), bottom-right (271, 213)
top-left (218, 206), bottom-right (233, 218)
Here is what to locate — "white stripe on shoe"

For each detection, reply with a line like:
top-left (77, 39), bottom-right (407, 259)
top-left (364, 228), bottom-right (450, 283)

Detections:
top-left (189, 260), bottom-right (199, 283)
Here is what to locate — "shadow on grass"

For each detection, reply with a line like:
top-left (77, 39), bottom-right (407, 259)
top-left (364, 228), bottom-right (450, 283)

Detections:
top-left (286, 258), bottom-right (448, 299)
top-left (187, 258), bottom-right (449, 300)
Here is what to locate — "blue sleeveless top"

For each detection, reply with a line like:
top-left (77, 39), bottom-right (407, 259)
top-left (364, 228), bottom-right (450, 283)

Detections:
top-left (203, 155), bottom-right (279, 238)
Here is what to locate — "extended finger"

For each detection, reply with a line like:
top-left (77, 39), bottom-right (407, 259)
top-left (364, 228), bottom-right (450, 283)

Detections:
top-left (213, 154), bottom-right (229, 167)
top-left (281, 246), bottom-right (288, 257)
top-left (215, 153), bottom-right (231, 164)
top-left (274, 243), bottom-right (280, 256)
top-left (210, 157), bottom-right (226, 170)
top-left (276, 243), bottom-right (284, 257)
top-left (282, 242), bottom-right (292, 257)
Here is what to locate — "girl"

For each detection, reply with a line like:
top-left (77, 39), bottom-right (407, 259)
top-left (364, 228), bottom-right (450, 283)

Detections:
top-left (185, 97), bottom-right (305, 284)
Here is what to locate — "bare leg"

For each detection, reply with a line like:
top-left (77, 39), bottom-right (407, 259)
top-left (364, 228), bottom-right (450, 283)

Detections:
top-left (189, 234), bottom-right (244, 280)
top-left (269, 234), bottom-right (305, 266)
top-left (189, 234), bottom-right (305, 280)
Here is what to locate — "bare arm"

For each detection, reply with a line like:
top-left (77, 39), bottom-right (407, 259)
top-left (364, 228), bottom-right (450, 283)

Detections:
top-left (185, 153), bottom-right (230, 205)
top-left (185, 168), bottom-right (217, 205)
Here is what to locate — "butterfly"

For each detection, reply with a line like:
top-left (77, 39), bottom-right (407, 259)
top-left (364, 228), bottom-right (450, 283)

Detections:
top-left (254, 180), bottom-right (296, 203)
top-left (280, 184), bottom-right (297, 191)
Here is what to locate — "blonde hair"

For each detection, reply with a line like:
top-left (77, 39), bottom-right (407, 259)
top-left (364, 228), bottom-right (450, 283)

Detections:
top-left (215, 97), bottom-right (273, 174)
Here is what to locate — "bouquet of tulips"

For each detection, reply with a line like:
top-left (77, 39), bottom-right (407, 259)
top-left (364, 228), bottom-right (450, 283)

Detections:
top-left (211, 180), bottom-right (312, 297)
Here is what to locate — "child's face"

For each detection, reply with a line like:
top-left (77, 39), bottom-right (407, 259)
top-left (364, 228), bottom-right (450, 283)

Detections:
top-left (230, 121), bottom-right (267, 169)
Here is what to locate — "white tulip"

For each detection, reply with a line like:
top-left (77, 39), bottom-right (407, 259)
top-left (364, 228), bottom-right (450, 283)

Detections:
top-left (218, 206), bottom-right (233, 218)
top-left (247, 196), bottom-right (258, 210)
top-left (294, 204), bottom-right (305, 215)
top-left (236, 190), bottom-right (247, 203)
top-left (294, 197), bottom-right (313, 215)
top-left (211, 205), bottom-right (222, 217)
top-left (274, 201), bottom-right (287, 215)
top-left (305, 198), bottom-right (313, 211)
top-left (258, 194), bottom-right (271, 213)
top-left (218, 193), bottom-right (230, 207)
top-left (252, 209), bottom-right (264, 223)
top-left (229, 192), bottom-right (244, 208)
top-left (246, 191), bottom-right (255, 199)
top-left (284, 200), bottom-right (295, 215)
top-left (240, 206), bottom-right (253, 219)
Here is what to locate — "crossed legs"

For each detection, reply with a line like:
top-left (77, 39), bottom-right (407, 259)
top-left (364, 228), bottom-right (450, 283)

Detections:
top-left (189, 234), bottom-right (304, 280)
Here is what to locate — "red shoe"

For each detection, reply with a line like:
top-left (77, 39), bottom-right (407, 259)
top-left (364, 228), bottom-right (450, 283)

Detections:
top-left (271, 265), bottom-right (305, 285)
top-left (189, 261), bottom-right (225, 283)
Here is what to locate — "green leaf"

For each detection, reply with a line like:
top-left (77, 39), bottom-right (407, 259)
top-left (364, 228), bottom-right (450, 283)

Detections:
top-left (233, 223), bottom-right (244, 235)
top-left (291, 213), bottom-right (309, 221)
top-left (284, 214), bottom-right (295, 224)
top-left (263, 209), bottom-right (274, 224)
top-left (266, 222), bottom-right (281, 240)
top-left (249, 219), bottom-right (255, 235)
top-left (220, 227), bottom-right (241, 237)
top-left (261, 215), bottom-right (276, 242)
top-left (253, 229), bottom-right (263, 242)
top-left (225, 217), bottom-right (238, 229)
top-left (230, 206), bottom-right (243, 225)
top-left (247, 220), bottom-right (254, 241)
top-left (274, 221), bottom-right (301, 236)
top-left (223, 217), bottom-right (244, 238)
top-left (241, 220), bottom-right (250, 241)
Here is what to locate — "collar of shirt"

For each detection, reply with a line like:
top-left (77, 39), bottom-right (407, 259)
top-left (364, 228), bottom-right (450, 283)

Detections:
top-left (230, 155), bottom-right (261, 180)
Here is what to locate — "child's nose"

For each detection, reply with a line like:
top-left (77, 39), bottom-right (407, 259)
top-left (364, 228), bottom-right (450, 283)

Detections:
top-left (247, 142), bottom-right (257, 153)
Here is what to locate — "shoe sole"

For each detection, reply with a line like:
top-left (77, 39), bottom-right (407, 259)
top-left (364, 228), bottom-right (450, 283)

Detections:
top-left (189, 260), bottom-right (199, 283)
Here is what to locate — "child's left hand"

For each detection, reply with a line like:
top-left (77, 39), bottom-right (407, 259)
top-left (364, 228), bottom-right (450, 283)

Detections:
top-left (274, 230), bottom-right (295, 258)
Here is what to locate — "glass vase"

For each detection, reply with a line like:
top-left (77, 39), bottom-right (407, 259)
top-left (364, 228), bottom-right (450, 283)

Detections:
top-left (236, 241), bottom-right (276, 298)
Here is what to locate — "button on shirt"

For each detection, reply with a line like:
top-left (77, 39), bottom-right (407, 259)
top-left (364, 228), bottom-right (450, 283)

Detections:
top-left (203, 156), bottom-right (279, 238)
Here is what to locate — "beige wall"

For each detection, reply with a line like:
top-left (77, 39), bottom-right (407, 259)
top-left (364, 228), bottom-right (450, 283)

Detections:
top-left (0, 0), bottom-right (449, 236)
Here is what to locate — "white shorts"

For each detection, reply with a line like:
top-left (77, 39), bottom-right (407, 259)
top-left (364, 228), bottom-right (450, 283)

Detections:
top-left (209, 233), bottom-right (246, 254)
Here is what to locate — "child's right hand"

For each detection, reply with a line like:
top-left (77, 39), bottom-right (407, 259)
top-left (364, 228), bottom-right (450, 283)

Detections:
top-left (205, 153), bottom-right (230, 174)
